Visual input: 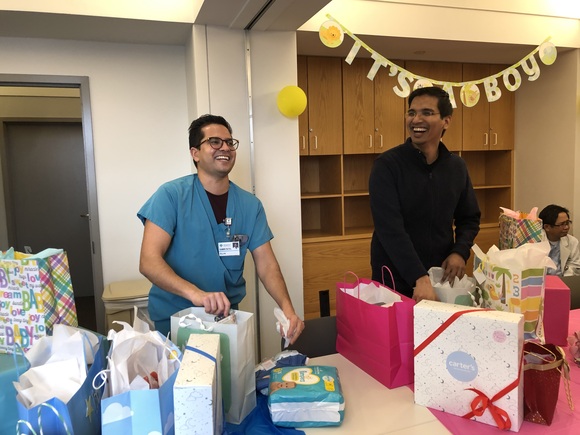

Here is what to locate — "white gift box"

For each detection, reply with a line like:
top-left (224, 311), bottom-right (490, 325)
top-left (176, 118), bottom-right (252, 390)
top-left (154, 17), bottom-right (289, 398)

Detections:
top-left (174, 334), bottom-right (223, 435)
top-left (414, 301), bottom-right (524, 432)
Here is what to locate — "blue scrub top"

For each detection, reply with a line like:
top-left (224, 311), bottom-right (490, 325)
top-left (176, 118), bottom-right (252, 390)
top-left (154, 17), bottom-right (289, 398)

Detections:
top-left (137, 174), bottom-right (273, 327)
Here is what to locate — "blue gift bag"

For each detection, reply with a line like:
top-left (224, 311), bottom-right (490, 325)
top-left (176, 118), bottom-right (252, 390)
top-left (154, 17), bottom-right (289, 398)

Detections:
top-left (0, 351), bottom-right (31, 434)
top-left (16, 333), bottom-right (108, 435)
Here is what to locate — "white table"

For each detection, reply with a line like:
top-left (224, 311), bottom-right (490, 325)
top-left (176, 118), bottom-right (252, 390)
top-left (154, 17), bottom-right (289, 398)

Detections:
top-left (304, 353), bottom-right (450, 435)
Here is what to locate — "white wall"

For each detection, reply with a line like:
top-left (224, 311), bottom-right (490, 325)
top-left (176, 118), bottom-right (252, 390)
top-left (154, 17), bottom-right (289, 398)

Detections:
top-left (515, 49), bottom-right (580, 231)
top-left (185, 26), bottom-right (304, 358)
top-left (249, 31), bottom-right (304, 358)
top-left (0, 37), bottom-right (190, 283)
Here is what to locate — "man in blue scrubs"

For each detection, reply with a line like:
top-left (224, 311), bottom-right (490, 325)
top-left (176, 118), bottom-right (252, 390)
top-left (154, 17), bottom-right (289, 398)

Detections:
top-left (138, 114), bottom-right (304, 342)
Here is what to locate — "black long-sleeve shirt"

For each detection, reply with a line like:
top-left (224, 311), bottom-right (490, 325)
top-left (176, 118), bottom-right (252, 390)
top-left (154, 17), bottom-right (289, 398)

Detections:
top-left (369, 139), bottom-right (481, 298)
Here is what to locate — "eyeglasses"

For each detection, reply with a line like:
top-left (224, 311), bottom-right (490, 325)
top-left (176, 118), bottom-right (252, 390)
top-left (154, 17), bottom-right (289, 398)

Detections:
top-left (200, 137), bottom-right (239, 150)
top-left (552, 220), bottom-right (572, 227)
top-left (406, 109), bottom-right (440, 119)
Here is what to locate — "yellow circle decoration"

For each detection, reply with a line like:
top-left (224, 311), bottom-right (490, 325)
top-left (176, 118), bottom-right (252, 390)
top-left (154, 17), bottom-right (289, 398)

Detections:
top-left (319, 20), bottom-right (344, 48)
top-left (277, 86), bottom-right (307, 117)
top-left (460, 83), bottom-right (480, 108)
top-left (539, 41), bottom-right (557, 65)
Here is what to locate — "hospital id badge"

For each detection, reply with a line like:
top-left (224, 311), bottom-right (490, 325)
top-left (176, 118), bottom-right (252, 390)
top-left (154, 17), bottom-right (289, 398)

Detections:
top-left (218, 241), bottom-right (240, 256)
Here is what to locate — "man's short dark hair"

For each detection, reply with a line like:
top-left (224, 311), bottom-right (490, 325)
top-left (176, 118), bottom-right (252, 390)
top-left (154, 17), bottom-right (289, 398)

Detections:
top-left (539, 204), bottom-right (570, 226)
top-left (188, 114), bottom-right (233, 150)
top-left (408, 87), bottom-right (453, 118)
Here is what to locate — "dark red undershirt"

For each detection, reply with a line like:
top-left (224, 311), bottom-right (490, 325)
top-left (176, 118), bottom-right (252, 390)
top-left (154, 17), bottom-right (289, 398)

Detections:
top-left (205, 190), bottom-right (228, 224)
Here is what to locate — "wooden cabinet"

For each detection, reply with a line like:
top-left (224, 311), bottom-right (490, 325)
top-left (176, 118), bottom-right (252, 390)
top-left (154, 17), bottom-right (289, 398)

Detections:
top-left (462, 63), bottom-right (514, 151)
top-left (404, 61), bottom-right (463, 152)
top-left (297, 56), bottom-right (343, 156)
top-left (342, 58), bottom-right (405, 154)
top-left (302, 238), bottom-right (372, 320)
top-left (300, 155), bottom-right (343, 239)
top-left (461, 150), bottom-right (513, 226)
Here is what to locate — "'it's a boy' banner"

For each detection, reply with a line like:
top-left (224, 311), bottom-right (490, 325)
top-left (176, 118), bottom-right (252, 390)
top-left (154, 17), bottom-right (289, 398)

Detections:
top-left (319, 14), bottom-right (557, 108)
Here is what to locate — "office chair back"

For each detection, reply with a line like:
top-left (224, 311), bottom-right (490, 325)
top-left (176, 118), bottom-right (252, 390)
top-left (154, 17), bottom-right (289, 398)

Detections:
top-left (283, 315), bottom-right (337, 358)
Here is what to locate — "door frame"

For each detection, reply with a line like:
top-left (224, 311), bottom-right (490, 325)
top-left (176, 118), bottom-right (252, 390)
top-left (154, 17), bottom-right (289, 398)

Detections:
top-left (0, 74), bottom-right (105, 334)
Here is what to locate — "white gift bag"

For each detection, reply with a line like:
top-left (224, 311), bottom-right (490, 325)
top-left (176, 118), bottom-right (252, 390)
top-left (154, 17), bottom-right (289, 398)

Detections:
top-left (170, 308), bottom-right (256, 424)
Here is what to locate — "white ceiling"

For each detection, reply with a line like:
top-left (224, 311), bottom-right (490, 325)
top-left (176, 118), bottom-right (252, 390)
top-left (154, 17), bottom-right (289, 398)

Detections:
top-left (0, 0), bottom-right (573, 64)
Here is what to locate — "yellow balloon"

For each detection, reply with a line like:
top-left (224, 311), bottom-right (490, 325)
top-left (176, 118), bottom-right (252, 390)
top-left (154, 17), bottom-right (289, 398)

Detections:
top-left (277, 86), bottom-right (307, 117)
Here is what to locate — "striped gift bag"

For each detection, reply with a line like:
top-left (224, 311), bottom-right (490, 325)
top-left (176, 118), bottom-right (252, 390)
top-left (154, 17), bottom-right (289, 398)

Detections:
top-left (473, 242), bottom-right (556, 342)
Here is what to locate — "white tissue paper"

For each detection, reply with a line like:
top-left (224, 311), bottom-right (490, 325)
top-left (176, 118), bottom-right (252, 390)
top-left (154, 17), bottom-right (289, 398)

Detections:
top-left (14, 324), bottom-right (100, 408)
top-left (428, 267), bottom-right (479, 306)
top-left (274, 307), bottom-right (290, 349)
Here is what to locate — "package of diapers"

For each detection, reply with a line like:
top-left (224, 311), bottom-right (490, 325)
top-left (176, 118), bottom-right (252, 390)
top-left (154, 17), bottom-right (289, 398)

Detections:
top-left (268, 366), bottom-right (345, 427)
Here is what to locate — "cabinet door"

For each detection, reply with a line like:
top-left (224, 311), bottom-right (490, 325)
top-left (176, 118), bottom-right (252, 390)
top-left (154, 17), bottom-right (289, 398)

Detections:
top-left (307, 56), bottom-right (343, 155)
top-left (343, 58), bottom-right (375, 154)
top-left (374, 60), bottom-right (406, 152)
top-left (302, 238), bottom-right (372, 319)
top-left (489, 63), bottom-right (514, 150)
top-left (462, 63), bottom-right (491, 151)
top-left (405, 61), bottom-right (463, 152)
top-left (298, 56), bottom-right (309, 156)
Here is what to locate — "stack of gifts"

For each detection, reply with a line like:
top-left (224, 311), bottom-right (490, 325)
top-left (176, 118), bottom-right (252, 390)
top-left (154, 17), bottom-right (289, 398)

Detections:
top-left (414, 239), bottom-right (573, 431)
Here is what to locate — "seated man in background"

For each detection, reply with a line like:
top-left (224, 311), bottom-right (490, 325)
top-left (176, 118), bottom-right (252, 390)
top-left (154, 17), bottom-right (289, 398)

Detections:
top-left (539, 204), bottom-right (580, 276)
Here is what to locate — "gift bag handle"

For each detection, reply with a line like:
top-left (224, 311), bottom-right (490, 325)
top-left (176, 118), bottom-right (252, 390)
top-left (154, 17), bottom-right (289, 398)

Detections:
top-left (16, 402), bottom-right (72, 435)
top-left (13, 342), bottom-right (28, 378)
top-left (524, 344), bottom-right (574, 411)
top-left (381, 265), bottom-right (396, 291)
top-left (343, 271), bottom-right (361, 298)
top-left (178, 312), bottom-right (215, 332)
top-left (343, 267), bottom-right (396, 299)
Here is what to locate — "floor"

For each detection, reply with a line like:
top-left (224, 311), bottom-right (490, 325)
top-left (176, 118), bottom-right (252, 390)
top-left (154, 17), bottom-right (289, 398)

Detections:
top-left (75, 296), bottom-right (97, 332)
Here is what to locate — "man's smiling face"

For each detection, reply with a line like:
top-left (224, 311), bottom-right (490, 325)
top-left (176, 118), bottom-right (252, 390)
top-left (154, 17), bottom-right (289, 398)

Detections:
top-left (406, 94), bottom-right (450, 149)
top-left (191, 123), bottom-right (236, 178)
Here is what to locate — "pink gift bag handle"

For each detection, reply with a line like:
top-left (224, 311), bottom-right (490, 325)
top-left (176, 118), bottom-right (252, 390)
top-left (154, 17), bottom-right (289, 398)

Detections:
top-left (343, 266), bottom-right (396, 299)
top-left (381, 265), bottom-right (396, 291)
top-left (344, 271), bottom-right (361, 298)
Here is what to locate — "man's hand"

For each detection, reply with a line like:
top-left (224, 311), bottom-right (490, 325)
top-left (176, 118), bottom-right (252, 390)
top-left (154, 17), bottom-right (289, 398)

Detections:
top-left (197, 291), bottom-right (231, 318)
top-left (413, 275), bottom-right (438, 303)
top-left (283, 311), bottom-right (305, 345)
top-left (441, 253), bottom-right (466, 285)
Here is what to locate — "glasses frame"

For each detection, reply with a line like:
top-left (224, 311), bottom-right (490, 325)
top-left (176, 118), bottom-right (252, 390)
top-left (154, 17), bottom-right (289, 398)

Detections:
top-left (200, 137), bottom-right (239, 151)
top-left (552, 220), bottom-right (572, 228)
top-left (406, 109), bottom-right (441, 119)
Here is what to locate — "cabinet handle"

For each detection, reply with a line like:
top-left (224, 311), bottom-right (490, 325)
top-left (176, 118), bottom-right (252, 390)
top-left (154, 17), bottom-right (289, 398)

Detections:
top-left (314, 136), bottom-right (318, 150)
top-left (379, 134), bottom-right (383, 149)
top-left (493, 132), bottom-right (498, 146)
top-left (484, 133), bottom-right (488, 146)
top-left (368, 134), bottom-right (373, 148)
top-left (301, 136), bottom-right (306, 150)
